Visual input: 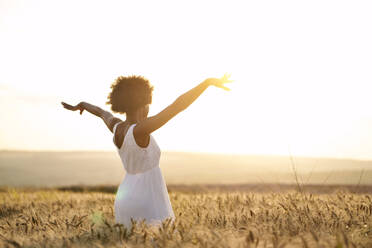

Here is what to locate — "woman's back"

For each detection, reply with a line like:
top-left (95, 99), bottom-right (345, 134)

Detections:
top-left (113, 122), bottom-right (161, 174)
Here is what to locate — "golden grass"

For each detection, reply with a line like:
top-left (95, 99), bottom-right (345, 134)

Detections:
top-left (0, 187), bottom-right (371, 247)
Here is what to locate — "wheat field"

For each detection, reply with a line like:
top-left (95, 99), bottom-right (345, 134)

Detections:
top-left (0, 186), bottom-right (371, 248)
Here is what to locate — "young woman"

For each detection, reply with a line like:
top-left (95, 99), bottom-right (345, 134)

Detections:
top-left (61, 74), bottom-right (232, 229)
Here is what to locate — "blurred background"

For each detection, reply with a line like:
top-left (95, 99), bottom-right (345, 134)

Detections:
top-left (1, 0), bottom-right (371, 187)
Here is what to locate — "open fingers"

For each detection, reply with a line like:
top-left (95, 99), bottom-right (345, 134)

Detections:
top-left (79, 107), bottom-right (84, 115)
top-left (61, 102), bottom-right (77, 111)
top-left (216, 85), bottom-right (231, 91)
top-left (220, 73), bottom-right (233, 83)
top-left (223, 73), bottom-right (231, 79)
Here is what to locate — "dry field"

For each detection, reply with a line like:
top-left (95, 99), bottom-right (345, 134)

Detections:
top-left (0, 185), bottom-right (371, 248)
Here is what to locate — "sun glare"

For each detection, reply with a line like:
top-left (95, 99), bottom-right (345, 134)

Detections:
top-left (0, 0), bottom-right (371, 159)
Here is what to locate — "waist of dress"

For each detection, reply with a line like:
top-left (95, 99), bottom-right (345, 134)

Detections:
top-left (125, 165), bottom-right (160, 175)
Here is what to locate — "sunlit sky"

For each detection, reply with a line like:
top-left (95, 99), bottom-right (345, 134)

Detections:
top-left (1, 0), bottom-right (372, 159)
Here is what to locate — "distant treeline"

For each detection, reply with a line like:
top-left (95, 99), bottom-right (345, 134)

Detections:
top-left (1, 183), bottom-right (372, 194)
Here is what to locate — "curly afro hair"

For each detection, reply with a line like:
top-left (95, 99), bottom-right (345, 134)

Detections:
top-left (106, 75), bottom-right (154, 114)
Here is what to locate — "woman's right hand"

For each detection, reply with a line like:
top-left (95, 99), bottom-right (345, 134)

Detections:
top-left (204, 73), bottom-right (233, 91)
top-left (61, 101), bottom-right (85, 115)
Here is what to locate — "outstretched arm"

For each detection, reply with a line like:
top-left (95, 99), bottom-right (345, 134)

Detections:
top-left (134, 74), bottom-right (232, 136)
top-left (61, 101), bottom-right (122, 133)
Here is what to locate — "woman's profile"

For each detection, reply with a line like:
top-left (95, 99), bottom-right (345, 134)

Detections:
top-left (61, 74), bottom-right (232, 229)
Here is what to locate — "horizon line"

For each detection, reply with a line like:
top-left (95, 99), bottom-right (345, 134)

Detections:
top-left (1, 149), bottom-right (372, 162)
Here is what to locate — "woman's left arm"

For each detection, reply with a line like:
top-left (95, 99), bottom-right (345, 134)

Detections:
top-left (61, 101), bottom-right (122, 133)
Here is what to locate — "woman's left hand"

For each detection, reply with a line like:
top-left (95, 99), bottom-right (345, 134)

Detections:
top-left (61, 101), bottom-right (85, 115)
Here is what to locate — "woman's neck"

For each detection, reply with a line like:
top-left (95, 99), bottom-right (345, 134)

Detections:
top-left (126, 113), bottom-right (140, 124)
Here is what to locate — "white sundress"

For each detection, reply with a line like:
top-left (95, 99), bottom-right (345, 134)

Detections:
top-left (112, 122), bottom-right (175, 229)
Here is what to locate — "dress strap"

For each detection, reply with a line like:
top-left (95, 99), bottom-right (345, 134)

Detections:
top-left (129, 123), bottom-right (151, 149)
top-left (113, 121), bottom-right (121, 135)
top-left (128, 124), bottom-right (136, 141)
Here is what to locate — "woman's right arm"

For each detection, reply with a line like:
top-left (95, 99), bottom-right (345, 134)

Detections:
top-left (61, 101), bottom-right (122, 133)
top-left (134, 74), bottom-right (232, 136)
